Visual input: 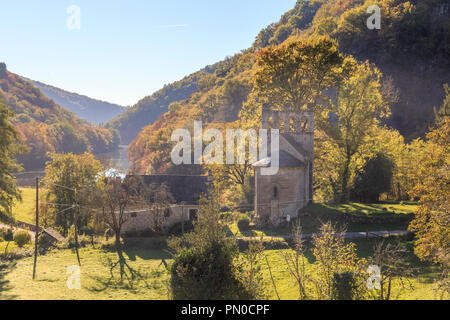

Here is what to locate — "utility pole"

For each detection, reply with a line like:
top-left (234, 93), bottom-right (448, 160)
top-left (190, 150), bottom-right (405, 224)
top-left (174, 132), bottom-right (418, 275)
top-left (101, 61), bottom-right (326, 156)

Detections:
top-left (32, 177), bottom-right (39, 280)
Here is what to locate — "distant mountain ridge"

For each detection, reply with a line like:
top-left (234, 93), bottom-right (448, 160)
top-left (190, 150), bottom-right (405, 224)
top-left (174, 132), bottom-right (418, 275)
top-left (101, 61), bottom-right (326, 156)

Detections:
top-left (0, 63), bottom-right (120, 170)
top-left (28, 79), bottom-right (126, 125)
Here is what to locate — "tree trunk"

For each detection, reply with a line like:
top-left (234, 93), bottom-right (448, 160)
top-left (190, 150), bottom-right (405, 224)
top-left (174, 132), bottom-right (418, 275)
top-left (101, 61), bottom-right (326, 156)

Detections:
top-left (115, 231), bottom-right (125, 281)
top-left (340, 154), bottom-right (352, 203)
top-left (386, 276), bottom-right (392, 300)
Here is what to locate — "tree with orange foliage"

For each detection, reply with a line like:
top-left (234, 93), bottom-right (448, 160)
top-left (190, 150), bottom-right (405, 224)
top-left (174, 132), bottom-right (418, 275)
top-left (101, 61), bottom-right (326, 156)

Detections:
top-left (409, 91), bottom-right (449, 295)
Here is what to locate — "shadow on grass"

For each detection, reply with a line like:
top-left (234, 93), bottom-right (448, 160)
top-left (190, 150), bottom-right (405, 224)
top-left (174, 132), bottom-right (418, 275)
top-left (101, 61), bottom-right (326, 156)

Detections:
top-left (0, 260), bottom-right (17, 300)
top-left (86, 259), bottom-right (168, 295)
top-left (84, 248), bottom-right (170, 295)
top-left (123, 248), bottom-right (171, 262)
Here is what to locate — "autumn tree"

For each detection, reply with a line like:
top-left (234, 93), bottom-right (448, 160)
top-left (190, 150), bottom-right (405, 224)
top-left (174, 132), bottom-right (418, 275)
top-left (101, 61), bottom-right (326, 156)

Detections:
top-left (148, 183), bottom-right (175, 235)
top-left (43, 153), bottom-right (103, 237)
top-left (95, 175), bottom-right (150, 283)
top-left (281, 221), bottom-right (309, 300)
top-left (409, 104), bottom-right (449, 294)
top-left (370, 241), bottom-right (415, 300)
top-left (316, 62), bottom-right (390, 202)
top-left (0, 94), bottom-right (23, 223)
top-left (312, 222), bottom-right (367, 300)
top-left (205, 121), bottom-right (255, 205)
top-left (252, 36), bottom-right (354, 112)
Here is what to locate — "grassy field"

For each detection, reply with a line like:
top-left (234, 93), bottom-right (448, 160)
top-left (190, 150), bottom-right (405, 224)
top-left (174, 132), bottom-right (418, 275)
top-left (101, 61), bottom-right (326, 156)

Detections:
top-left (3, 200), bottom-right (441, 300)
top-left (1, 237), bottom-right (447, 300)
top-left (12, 188), bottom-right (36, 224)
top-left (2, 247), bottom-right (171, 300)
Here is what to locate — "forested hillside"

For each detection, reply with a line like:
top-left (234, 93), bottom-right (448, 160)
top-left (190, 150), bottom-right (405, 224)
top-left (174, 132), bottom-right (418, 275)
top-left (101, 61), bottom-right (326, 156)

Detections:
top-left (29, 79), bottom-right (126, 125)
top-left (126, 0), bottom-right (450, 175)
top-left (0, 63), bottom-right (120, 170)
top-left (105, 73), bottom-right (201, 144)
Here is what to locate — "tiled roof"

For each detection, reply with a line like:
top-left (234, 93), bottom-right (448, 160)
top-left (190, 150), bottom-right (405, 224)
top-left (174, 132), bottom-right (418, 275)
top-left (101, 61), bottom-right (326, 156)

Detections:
top-left (130, 175), bottom-right (210, 205)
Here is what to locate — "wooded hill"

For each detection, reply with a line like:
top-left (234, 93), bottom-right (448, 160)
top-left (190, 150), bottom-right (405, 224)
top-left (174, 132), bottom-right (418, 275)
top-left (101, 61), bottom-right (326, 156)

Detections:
top-left (0, 63), bottom-right (120, 170)
top-left (122, 0), bottom-right (449, 174)
top-left (29, 79), bottom-right (126, 125)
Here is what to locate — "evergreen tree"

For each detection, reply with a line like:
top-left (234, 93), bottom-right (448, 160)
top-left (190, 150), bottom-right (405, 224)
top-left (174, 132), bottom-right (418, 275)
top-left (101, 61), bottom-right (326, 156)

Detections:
top-left (0, 94), bottom-right (23, 223)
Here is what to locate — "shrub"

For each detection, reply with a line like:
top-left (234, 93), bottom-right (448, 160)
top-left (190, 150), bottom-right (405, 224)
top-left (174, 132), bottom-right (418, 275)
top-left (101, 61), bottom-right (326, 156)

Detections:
top-left (123, 228), bottom-right (158, 238)
top-left (0, 228), bottom-right (14, 242)
top-left (13, 231), bottom-right (31, 247)
top-left (38, 234), bottom-right (52, 249)
top-left (351, 153), bottom-right (393, 203)
top-left (140, 228), bottom-right (157, 238)
top-left (80, 226), bottom-right (94, 236)
top-left (123, 229), bottom-right (140, 238)
top-left (170, 193), bottom-right (265, 300)
top-left (237, 215), bottom-right (251, 231)
top-left (331, 272), bottom-right (359, 300)
top-left (219, 212), bottom-right (233, 222)
top-left (167, 221), bottom-right (194, 236)
top-left (171, 240), bottom-right (250, 300)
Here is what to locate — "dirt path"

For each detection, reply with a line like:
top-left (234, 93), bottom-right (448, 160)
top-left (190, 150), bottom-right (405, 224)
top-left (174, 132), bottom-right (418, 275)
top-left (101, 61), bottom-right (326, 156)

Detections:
top-left (239, 230), bottom-right (411, 241)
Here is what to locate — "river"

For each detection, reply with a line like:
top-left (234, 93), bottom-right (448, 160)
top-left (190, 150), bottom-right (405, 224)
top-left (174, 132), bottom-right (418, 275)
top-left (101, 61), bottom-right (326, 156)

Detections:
top-left (94, 145), bottom-right (130, 172)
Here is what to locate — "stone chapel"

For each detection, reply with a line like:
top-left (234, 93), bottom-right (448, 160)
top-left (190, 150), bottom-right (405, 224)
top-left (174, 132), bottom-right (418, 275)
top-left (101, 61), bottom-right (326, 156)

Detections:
top-left (253, 105), bottom-right (314, 225)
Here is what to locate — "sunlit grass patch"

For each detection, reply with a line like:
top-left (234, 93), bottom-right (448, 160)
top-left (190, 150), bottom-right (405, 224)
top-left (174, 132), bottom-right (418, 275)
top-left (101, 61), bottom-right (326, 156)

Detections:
top-left (12, 188), bottom-right (36, 224)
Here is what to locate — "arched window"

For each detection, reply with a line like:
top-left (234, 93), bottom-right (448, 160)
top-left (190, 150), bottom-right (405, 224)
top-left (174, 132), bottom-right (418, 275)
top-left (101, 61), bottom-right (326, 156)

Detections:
top-left (279, 117), bottom-right (285, 132)
top-left (268, 116), bottom-right (274, 130)
top-left (301, 116), bottom-right (308, 132)
top-left (273, 186), bottom-right (278, 200)
top-left (289, 117), bottom-right (296, 132)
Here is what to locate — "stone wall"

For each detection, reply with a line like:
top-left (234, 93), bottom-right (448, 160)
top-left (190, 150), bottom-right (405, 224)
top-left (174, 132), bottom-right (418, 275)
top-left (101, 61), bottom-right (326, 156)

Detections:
top-left (255, 167), bottom-right (309, 225)
top-left (121, 205), bottom-right (199, 234)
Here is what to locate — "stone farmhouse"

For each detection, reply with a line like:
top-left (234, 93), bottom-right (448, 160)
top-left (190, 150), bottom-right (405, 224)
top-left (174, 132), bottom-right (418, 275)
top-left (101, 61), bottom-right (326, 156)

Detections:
top-left (121, 175), bottom-right (210, 234)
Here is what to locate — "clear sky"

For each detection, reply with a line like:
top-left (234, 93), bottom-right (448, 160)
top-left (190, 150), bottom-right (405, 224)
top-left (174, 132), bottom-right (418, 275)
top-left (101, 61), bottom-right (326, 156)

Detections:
top-left (0, 0), bottom-right (295, 106)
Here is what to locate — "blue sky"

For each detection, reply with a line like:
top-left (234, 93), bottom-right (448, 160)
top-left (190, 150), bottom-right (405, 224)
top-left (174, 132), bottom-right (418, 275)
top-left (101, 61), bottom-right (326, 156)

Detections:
top-left (0, 0), bottom-right (295, 106)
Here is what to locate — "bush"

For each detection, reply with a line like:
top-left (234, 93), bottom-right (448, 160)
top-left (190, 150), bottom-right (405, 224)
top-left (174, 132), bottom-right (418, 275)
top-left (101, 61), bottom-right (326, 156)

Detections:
top-left (171, 240), bottom-right (252, 300)
top-left (140, 228), bottom-right (157, 238)
top-left (237, 215), bottom-right (251, 231)
top-left (80, 226), bottom-right (94, 236)
top-left (122, 229), bottom-right (140, 238)
top-left (219, 212), bottom-right (233, 222)
top-left (167, 221), bottom-right (194, 236)
top-left (13, 231), bottom-right (31, 247)
top-left (351, 153), bottom-right (393, 203)
top-left (38, 234), bottom-right (52, 249)
top-left (0, 228), bottom-right (14, 242)
top-left (123, 228), bottom-right (157, 238)
top-left (331, 272), bottom-right (359, 300)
